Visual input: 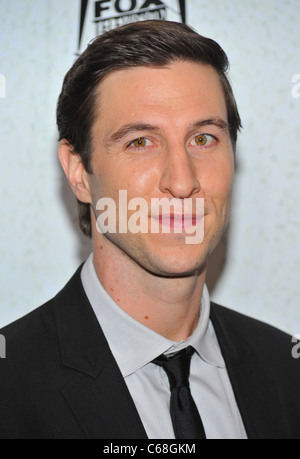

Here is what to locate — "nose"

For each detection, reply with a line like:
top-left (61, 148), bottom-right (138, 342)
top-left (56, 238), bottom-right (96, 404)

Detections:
top-left (159, 144), bottom-right (201, 199)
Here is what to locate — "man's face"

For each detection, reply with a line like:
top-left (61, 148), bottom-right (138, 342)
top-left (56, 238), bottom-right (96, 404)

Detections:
top-left (88, 61), bottom-right (234, 277)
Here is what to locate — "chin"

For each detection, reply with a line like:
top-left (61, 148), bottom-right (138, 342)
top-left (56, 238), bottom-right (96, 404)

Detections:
top-left (104, 231), bottom-right (213, 277)
top-left (148, 259), bottom-right (207, 278)
top-left (142, 245), bottom-right (209, 278)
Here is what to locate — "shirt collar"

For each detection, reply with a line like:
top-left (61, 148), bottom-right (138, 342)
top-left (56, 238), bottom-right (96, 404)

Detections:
top-left (81, 253), bottom-right (224, 377)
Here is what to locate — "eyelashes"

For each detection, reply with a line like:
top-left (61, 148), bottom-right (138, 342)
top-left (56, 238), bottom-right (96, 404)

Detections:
top-left (127, 134), bottom-right (217, 151)
top-left (190, 134), bottom-right (215, 147)
top-left (129, 137), bottom-right (153, 148)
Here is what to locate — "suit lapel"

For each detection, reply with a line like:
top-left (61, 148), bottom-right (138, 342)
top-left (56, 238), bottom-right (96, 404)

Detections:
top-left (210, 303), bottom-right (287, 439)
top-left (54, 267), bottom-right (147, 439)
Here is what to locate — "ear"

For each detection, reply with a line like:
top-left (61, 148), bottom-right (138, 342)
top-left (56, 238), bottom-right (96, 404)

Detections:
top-left (58, 140), bottom-right (92, 204)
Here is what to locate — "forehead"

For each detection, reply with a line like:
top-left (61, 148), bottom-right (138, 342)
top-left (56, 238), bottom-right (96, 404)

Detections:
top-left (93, 61), bottom-right (227, 132)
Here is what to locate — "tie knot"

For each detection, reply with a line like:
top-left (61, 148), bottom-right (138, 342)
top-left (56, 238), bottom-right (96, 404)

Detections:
top-left (152, 346), bottom-right (194, 390)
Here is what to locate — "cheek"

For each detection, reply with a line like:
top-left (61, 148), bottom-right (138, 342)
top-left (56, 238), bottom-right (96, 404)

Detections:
top-left (91, 158), bottom-right (160, 204)
top-left (202, 156), bottom-right (234, 199)
top-left (116, 161), bottom-right (160, 199)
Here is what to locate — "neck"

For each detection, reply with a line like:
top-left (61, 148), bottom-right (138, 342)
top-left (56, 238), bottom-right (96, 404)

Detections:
top-left (92, 237), bottom-right (206, 342)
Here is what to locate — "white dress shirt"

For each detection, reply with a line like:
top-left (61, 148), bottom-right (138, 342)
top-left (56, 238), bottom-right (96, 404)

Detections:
top-left (81, 253), bottom-right (247, 439)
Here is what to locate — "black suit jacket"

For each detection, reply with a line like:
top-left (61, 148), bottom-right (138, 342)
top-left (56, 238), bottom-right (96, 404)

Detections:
top-left (0, 266), bottom-right (299, 439)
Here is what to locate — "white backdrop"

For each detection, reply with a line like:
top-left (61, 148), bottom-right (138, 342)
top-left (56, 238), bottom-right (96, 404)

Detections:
top-left (0, 0), bottom-right (299, 333)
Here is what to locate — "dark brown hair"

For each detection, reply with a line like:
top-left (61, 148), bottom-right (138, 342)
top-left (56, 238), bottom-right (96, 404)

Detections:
top-left (57, 20), bottom-right (242, 237)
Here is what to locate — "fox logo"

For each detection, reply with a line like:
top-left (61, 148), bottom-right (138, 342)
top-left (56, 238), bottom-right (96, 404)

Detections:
top-left (77, 0), bottom-right (186, 53)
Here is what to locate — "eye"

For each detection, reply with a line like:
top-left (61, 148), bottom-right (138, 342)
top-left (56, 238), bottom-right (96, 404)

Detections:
top-left (129, 137), bottom-right (152, 148)
top-left (190, 134), bottom-right (215, 147)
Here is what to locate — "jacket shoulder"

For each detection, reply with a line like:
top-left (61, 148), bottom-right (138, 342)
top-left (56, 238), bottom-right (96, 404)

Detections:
top-left (0, 265), bottom-right (84, 352)
top-left (0, 298), bottom-right (56, 343)
top-left (0, 267), bottom-right (86, 438)
top-left (211, 302), bottom-right (291, 339)
top-left (211, 303), bottom-right (300, 438)
top-left (210, 302), bottom-right (297, 373)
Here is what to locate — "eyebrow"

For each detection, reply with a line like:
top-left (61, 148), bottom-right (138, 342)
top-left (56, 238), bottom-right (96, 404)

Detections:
top-left (189, 117), bottom-right (229, 132)
top-left (104, 123), bottom-right (160, 147)
top-left (104, 117), bottom-right (229, 147)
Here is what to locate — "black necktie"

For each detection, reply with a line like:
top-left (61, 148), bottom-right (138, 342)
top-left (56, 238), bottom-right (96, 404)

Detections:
top-left (152, 346), bottom-right (206, 439)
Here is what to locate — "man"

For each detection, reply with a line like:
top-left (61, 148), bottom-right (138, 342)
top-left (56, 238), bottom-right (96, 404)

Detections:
top-left (0, 20), bottom-right (299, 440)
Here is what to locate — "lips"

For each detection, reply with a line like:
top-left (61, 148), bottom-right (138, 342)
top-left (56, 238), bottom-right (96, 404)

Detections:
top-left (152, 214), bottom-right (203, 231)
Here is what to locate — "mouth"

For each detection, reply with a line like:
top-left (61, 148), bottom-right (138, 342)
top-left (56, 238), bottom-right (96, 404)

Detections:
top-left (151, 214), bottom-right (204, 232)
